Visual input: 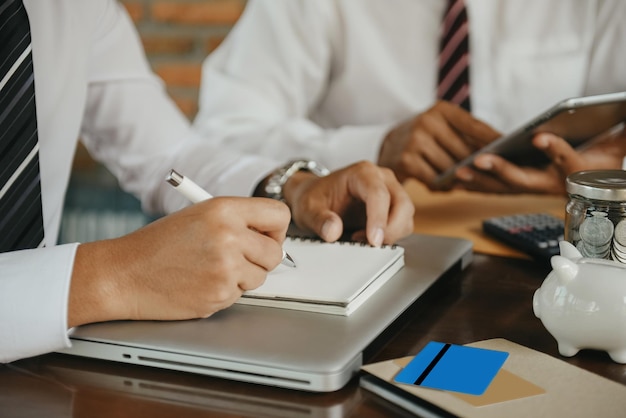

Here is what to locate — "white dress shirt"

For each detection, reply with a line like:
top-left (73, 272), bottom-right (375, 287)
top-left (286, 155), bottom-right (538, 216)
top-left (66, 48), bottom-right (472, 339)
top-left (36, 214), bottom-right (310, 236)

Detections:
top-left (0, 0), bottom-right (281, 363)
top-left (193, 0), bottom-right (626, 171)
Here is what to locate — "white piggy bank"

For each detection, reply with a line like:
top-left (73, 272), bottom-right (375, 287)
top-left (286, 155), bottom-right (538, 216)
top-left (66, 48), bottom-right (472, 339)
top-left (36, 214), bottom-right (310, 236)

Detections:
top-left (533, 241), bottom-right (626, 363)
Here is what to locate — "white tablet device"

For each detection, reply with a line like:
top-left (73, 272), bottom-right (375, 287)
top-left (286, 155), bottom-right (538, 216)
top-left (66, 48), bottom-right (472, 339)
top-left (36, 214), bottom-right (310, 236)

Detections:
top-left (434, 91), bottom-right (626, 189)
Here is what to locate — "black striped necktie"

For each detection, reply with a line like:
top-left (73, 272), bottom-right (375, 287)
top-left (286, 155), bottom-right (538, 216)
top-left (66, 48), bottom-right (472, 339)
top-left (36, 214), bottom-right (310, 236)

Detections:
top-left (0, 0), bottom-right (44, 252)
top-left (437, 0), bottom-right (471, 112)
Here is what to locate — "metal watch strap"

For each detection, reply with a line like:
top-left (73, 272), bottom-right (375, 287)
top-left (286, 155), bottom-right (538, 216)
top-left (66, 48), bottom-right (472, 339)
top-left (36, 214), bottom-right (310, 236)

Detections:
top-left (265, 159), bottom-right (330, 201)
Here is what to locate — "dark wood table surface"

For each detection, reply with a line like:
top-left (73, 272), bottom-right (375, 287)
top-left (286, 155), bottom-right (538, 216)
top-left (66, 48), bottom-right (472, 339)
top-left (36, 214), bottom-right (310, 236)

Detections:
top-left (2, 253), bottom-right (625, 417)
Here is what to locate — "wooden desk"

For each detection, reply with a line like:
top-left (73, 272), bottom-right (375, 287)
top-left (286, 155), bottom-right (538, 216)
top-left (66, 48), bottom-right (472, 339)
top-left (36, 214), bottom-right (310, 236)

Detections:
top-left (2, 253), bottom-right (625, 417)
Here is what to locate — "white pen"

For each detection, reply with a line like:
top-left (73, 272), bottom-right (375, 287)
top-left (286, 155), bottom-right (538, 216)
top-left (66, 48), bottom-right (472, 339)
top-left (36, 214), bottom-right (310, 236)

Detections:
top-left (166, 169), bottom-right (296, 268)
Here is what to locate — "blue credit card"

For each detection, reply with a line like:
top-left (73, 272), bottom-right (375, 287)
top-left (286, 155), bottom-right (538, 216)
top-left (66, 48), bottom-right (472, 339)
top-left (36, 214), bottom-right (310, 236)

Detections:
top-left (394, 341), bottom-right (509, 396)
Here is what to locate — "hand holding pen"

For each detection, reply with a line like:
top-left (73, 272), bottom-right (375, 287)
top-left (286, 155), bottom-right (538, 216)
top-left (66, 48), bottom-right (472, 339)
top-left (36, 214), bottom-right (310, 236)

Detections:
top-left (166, 169), bottom-right (296, 268)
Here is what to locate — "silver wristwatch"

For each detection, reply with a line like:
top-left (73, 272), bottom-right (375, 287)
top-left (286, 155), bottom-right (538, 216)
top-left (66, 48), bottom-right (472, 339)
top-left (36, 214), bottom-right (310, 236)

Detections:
top-left (265, 159), bottom-right (330, 201)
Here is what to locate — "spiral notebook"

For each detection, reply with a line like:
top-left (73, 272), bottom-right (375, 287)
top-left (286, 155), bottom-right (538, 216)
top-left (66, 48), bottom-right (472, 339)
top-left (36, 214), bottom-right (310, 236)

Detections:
top-left (236, 237), bottom-right (405, 316)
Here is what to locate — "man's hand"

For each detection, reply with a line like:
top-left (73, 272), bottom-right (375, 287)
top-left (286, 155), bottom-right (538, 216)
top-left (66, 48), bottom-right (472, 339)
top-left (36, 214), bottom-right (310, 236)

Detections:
top-left (454, 130), bottom-right (626, 194)
top-left (282, 161), bottom-right (415, 246)
top-left (378, 101), bottom-right (500, 187)
top-left (68, 197), bottom-right (291, 327)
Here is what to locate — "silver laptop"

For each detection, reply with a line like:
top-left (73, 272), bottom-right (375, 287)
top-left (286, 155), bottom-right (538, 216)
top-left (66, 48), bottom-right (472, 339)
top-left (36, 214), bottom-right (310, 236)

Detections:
top-left (58, 233), bottom-right (472, 392)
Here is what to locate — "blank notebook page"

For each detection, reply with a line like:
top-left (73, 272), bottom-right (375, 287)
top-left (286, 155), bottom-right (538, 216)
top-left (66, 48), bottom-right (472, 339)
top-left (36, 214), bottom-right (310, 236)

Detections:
top-left (241, 237), bottom-right (405, 305)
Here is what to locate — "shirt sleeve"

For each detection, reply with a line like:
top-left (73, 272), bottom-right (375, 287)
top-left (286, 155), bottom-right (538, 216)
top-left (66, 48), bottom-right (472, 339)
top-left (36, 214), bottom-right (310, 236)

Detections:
top-left (0, 244), bottom-right (77, 363)
top-left (78, 1), bottom-right (280, 216)
top-left (192, 0), bottom-right (391, 171)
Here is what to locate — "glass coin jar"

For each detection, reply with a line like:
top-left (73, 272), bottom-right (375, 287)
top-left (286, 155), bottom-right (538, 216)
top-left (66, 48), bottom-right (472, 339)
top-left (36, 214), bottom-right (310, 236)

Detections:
top-left (565, 170), bottom-right (626, 262)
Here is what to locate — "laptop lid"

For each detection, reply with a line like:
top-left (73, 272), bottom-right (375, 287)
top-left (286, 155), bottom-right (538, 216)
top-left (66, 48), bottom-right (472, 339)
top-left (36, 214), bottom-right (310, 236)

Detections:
top-left (58, 233), bottom-right (473, 392)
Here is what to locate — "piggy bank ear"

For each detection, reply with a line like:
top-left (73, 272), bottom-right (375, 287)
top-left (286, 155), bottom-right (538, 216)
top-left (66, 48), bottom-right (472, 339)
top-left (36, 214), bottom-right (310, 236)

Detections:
top-left (551, 255), bottom-right (579, 282)
top-left (559, 241), bottom-right (582, 260)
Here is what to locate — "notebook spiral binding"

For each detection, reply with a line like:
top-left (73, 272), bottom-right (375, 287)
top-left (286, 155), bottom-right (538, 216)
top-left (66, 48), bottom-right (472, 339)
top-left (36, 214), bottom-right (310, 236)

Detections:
top-left (287, 235), bottom-right (398, 249)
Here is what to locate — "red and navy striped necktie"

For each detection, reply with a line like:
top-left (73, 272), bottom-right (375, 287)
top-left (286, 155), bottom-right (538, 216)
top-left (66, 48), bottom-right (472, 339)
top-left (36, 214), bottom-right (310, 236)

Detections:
top-left (437, 0), bottom-right (471, 112)
top-left (0, 0), bottom-right (44, 252)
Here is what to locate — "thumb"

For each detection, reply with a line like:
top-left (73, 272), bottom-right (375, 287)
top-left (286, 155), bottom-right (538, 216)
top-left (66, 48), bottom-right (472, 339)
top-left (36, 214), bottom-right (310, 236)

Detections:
top-left (311, 210), bottom-right (344, 243)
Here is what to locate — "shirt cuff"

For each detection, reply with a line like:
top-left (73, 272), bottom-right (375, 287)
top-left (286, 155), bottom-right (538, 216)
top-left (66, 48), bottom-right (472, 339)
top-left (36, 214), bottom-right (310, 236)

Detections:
top-left (0, 243), bottom-right (78, 363)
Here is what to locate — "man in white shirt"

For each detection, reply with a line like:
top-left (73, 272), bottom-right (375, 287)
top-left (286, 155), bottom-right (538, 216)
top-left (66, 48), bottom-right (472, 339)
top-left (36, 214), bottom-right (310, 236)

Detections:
top-left (0, 0), bottom-right (414, 363)
top-left (194, 0), bottom-right (626, 194)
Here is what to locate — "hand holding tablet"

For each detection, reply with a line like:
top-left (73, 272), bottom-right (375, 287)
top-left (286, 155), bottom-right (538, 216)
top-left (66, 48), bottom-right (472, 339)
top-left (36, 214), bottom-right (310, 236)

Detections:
top-left (434, 91), bottom-right (626, 189)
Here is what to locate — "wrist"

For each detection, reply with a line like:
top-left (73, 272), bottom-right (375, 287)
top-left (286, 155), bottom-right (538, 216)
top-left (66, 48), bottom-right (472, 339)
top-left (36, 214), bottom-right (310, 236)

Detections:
top-left (69, 239), bottom-right (134, 327)
top-left (282, 171), bottom-right (318, 207)
top-left (256, 159), bottom-right (329, 202)
top-left (69, 242), bottom-right (119, 327)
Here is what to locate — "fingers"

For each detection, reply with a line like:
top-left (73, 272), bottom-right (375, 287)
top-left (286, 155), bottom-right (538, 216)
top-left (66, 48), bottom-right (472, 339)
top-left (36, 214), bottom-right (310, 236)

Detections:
top-left (221, 198), bottom-right (290, 288)
top-left (456, 162), bottom-right (523, 193)
top-left (237, 232), bottom-right (283, 290)
top-left (441, 101), bottom-right (501, 147)
top-left (532, 133), bottom-right (585, 173)
top-left (459, 133), bottom-right (585, 194)
top-left (284, 172), bottom-right (346, 243)
top-left (420, 103), bottom-right (501, 183)
top-left (345, 164), bottom-right (392, 246)
top-left (314, 211), bottom-right (344, 243)
top-left (234, 197), bottom-right (291, 244)
top-left (456, 152), bottom-right (563, 194)
top-left (379, 101), bottom-right (500, 186)
top-left (414, 110), bottom-right (473, 166)
top-left (354, 165), bottom-right (414, 244)
top-left (285, 161), bottom-right (414, 246)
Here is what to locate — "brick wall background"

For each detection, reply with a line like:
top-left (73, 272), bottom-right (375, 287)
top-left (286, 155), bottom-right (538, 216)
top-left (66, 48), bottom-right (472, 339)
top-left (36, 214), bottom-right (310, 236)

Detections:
top-left (73, 0), bottom-right (246, 170)
top-left (70, 1), bottom-right (246, 189)
top-left (123, 0), bottom-right (246, 120)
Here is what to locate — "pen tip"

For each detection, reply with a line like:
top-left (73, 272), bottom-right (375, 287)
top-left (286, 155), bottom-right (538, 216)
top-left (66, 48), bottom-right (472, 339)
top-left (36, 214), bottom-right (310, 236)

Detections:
top-left (284, 252), bottom-right (296, 268)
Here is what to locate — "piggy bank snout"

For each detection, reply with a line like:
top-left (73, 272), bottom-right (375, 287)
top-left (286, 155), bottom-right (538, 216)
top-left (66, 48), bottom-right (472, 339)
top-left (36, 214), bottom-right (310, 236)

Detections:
top-left (533, 255), bottom-right (578, 321)
top-left (532, 289), bottom-right (541, 319)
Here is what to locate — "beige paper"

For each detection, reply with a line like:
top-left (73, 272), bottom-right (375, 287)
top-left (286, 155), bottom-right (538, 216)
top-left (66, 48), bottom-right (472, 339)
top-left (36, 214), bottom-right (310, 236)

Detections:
top-left (452, 368), bottom-right (545, 407)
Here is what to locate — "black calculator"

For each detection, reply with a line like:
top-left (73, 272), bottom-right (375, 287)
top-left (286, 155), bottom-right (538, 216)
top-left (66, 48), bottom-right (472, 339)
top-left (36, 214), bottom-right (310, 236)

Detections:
top-left (482, 213), bottom-right (565, 260)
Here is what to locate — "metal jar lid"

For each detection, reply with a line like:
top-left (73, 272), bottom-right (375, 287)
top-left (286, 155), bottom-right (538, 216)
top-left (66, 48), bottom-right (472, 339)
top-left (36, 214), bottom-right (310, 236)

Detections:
top-left (566, 170), bottom-right (626, 201)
